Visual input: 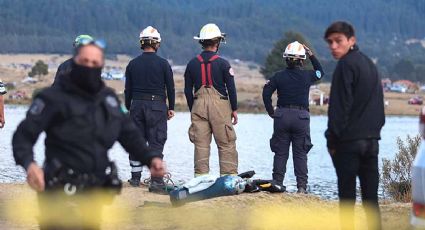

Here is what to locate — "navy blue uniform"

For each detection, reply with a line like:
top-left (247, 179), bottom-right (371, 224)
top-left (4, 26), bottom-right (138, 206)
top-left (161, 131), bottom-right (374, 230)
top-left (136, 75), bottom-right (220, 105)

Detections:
top-left (124, 52), bottom-right (174, 175)
top-left (125, 52), bottom-right (175, 110)
top-left (184, 51), bottom-right (237, 111)
top-left (262, 55), bottom-right (323, 190)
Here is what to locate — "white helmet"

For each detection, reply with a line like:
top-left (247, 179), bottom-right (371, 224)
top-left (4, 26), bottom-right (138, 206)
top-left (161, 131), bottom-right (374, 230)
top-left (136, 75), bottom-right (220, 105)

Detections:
top-left (139, 26), bottom-right (161, 43)
top-left (283, 41), bottom-right (306, 60)
top-left (194, 23), bottom-right (225, 41)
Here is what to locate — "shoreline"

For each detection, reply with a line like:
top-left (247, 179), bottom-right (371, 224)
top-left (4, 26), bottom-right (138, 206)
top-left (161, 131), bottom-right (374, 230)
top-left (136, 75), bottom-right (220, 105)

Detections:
top-left (4, 102), bottom-right (422, 117)
top-left (0, 183), bottom-right (412, 230)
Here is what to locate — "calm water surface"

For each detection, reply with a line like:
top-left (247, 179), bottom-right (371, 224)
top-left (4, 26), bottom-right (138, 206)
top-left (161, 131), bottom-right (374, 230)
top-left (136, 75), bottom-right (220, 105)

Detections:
top-left (0, 106), bottom-right (419, 199)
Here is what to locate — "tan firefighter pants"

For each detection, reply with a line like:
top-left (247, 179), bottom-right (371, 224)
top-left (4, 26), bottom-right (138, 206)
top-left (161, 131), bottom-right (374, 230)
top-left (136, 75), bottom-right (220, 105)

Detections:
top-left (188, 86), bottom-right (238, 175)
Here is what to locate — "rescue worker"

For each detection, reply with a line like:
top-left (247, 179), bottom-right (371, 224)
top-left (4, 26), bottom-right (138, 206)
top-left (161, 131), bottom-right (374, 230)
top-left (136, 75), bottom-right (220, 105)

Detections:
top-left (184, 23), bottom-right (238, 177)
top-left (324, 21), bottom-right (384, 230)
top-left (124, 26), bottom-right (175, 191)
top-left (52, 34), bottom-right (94, 85)
top-left (0, 79), bottom-right (6, 128)
top-left (13, 41), bottom-right (165, 230)
top-left (262, 41), bottom-right (323, 193)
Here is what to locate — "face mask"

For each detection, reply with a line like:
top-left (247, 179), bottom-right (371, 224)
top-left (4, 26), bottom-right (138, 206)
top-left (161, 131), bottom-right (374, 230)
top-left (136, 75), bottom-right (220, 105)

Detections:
top-left (70, 60), bottom-right (103, 94)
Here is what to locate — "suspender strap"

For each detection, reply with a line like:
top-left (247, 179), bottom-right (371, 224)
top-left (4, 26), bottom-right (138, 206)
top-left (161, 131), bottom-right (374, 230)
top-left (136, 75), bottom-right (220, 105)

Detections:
top-left (197, 54), bottom-right (220, 87)
top-left (196, 55), bottom-right (207, 86)
top-left (207, 55), bottom-right (219, 87)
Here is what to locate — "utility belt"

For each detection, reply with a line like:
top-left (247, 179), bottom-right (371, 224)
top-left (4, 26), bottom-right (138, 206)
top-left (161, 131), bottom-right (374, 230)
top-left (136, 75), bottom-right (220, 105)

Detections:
top-left (279, 104), bottom-right (309, 112)
top-left (44, 159), bottom-right (122, 196)
top-left (194, 96), bottom-right (228, 100)
top-left (133, 93), bottom-right (165, 101)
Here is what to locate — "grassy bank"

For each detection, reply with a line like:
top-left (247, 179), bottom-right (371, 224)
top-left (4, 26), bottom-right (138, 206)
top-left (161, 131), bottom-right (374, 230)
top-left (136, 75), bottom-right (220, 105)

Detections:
top-left (0, 183), bottom-right (411, 230)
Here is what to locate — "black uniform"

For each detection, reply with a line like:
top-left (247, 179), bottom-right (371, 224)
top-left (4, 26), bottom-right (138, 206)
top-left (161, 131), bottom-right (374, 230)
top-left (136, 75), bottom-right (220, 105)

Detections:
top-left (12, 71), bottom-right (161, 229)
top-left (262, 55), bottom-right (323, 190)
top-left (13, 72), bottom-right (161, 173)
top-left (124, 52), bottom-right (174, 176)
top-left (52, 58), bottom-right (72, 86)
top-left (184, 51), bottom-right (237, 111)
top-left (325, 45), bottom-right (384, 229)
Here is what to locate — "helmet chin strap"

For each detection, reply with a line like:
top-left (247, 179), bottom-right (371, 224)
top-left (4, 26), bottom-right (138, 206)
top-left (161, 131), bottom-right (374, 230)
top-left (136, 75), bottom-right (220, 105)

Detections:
top-left (215, 42), bottom-right (220, 53)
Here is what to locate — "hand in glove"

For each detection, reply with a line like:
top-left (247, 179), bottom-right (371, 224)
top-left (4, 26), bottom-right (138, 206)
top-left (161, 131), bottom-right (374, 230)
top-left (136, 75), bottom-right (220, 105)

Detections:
top-left (303, 44), bottom-right (314, 57)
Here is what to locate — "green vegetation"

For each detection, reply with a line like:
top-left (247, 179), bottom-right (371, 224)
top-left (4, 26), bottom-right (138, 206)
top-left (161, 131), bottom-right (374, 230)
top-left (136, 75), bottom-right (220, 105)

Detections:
top-left (28, 60), bottom-right (48, 78)
top-left (381, 135), bottom-right (421, 202)
top-left (0, 0), bottom-right (424, 81)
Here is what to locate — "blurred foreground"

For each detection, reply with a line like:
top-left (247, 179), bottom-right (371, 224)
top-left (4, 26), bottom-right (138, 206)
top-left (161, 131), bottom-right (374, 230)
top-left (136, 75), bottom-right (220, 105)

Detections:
top-left (0, 183), bottom-right (411, 230)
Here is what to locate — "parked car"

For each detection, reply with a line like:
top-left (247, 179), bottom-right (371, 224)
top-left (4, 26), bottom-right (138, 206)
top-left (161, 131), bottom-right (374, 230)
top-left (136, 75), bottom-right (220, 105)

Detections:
top-left (390, 85), bottom-right (407, 93)
top-left (409, 96), bottom-right (423, 105)
top-left (411, 107), bottom-right (425, 227)
top-left (101, 72), bottom-right (113, 80)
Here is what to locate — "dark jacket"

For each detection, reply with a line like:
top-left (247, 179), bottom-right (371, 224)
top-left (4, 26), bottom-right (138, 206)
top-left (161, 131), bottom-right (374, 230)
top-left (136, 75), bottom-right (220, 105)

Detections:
top-left (184, 51), bottom-right (237, 111)
top-left (52, 58), bottom-right (72, 86)
top-left (325, 45), bottom-right (385, 149)
top-left (262, 55), bottom-right (324, 115)
top-left (13, 73), bottom-right (162, 174)
top-left (124, 52), bottom-right (175, 110)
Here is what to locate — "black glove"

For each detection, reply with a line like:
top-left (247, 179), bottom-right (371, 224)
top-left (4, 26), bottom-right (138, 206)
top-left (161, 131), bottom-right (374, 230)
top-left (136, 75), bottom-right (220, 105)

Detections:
top-left (303, 44), bottom-right (314, 57)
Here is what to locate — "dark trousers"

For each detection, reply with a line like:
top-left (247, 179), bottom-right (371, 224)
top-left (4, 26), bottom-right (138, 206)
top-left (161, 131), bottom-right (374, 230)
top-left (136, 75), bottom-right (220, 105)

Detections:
top-left (129, 99), bottom-right (168, 173)
top-left (332, 139), bottom-right (381, 230)
top-left (270, 108), bottom-right (312, 188)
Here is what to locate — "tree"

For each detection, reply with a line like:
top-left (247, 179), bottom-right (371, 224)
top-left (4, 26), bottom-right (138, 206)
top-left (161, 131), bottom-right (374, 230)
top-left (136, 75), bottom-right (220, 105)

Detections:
top-left (392, 59), bottom-right (415, 80)
top-left (28, 60), bottom-right (48, 79)
top-left (260, 31), bottom-right (315, 79)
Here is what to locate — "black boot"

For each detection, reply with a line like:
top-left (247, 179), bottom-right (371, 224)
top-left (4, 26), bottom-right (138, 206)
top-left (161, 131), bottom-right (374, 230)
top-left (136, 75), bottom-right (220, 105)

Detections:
top-left (297, 187), bottom-right (307, 194)
top-left (128, 172), bottom-right (141, 187)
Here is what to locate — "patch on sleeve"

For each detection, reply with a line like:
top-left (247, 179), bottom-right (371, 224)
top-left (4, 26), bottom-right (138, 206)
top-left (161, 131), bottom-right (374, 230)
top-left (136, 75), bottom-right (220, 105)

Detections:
top-left (315, 70), bottom-right (322, 79)
top-left (229, 68), bottom-right (235, 76)
top-left (105, 95), bottom-right (119, 108)
top-left (29, 98), bottom-right (45, 115)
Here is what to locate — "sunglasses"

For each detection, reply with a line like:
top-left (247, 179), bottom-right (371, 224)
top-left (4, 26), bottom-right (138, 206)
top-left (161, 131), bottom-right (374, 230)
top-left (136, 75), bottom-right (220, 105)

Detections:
top-left (76, 38), bottom-right (107, 49)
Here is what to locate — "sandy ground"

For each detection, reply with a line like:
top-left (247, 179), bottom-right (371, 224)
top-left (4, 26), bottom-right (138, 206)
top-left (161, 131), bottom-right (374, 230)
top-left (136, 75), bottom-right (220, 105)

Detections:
top-left (0, 183), bottom-right (411, 230)
top-left (0, 54), bottom-right (424, 115)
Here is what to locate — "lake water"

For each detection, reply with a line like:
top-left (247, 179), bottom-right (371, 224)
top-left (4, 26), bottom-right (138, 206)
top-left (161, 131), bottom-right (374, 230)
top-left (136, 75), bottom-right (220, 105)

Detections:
top-left (0, 106), bottom-right (419, 199)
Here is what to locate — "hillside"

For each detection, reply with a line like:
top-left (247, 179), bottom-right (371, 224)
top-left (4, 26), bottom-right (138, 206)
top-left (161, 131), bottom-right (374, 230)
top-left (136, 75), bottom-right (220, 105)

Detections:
top-left (0, 0), bottom-right (424, 80)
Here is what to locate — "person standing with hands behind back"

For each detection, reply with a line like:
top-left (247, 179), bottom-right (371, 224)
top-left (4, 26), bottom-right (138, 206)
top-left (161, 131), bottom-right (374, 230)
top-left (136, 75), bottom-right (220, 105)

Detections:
top-left (324, 21), bottom-right (385, 230)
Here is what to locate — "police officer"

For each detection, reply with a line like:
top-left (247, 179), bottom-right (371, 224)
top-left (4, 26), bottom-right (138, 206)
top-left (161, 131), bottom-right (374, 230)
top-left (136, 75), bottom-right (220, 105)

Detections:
top-left (324, 21), bottom-right (384, 230)
top-left (0, 79), bottom-right (6, 128)
top-left (12, 41), bottom-right (165, 230)
top-left (52, 34), bottom-right (94, 86)
top-left (262, 41), bottom-right (324, 193)
top-left (184, 23), bottom-right (238, 177)
top-left (124, 26), bottom-right (175, 190)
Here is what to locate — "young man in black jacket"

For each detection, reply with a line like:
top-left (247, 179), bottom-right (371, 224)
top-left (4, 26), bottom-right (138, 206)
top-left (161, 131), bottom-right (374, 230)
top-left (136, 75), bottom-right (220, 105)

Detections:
top-left (324, 21), bottom-right (385, 230)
